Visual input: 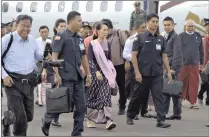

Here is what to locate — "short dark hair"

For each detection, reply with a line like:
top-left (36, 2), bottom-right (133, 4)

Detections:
top-left (146, 13), bottom-right (159, 22)
top-left (163, 16), bottom-right (174, 24)
top-left (67, 11), bottom-right (81, 23)
top-left (39, 25), bottom-right (49, 32)
top-left (134, 20), bottom-right (145, 29)
top-left (16, 14), bottom-right (33, 24)
top-left (53, 18), bottom-right (66, 35)
top-left (101, 19), bottom-right (113, 29)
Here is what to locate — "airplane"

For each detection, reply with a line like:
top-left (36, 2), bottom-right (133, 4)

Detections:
top-left (158, 1), bottom-right (209, 36)
top-left (1, 1), bottom-right (209, 38)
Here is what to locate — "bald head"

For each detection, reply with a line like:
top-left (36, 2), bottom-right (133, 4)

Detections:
top-left (185, 19), bottom-right (196, 33)
top-left (185, 19), bottom-right (195, 26)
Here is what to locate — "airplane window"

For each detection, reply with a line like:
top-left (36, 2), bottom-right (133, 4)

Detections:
top-left (72, 1), bottom-right (79, 11)
top-left (2, 2), bottom-right (9, 12)
top-left (100, 1), bottom-right (108, 12)
top-left (30, 2), bottom-right (37, 12)
top-left (44, 2), bottom-right (51, 12)
top-left (115, 1), bottom-right (123, 12)
top-left (58, 1), bottom-right (65, 12)
top-left (16, 2), bottom-right (23, 12)
top-left (86, 1), bottom-right (93, 12)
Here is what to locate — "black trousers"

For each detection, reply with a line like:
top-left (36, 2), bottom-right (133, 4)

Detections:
top-left (115, 64), bottom-right (126, 109)
top-left (164, 95), bottom-right (182, 116)
top-left (44, 79), bottom-right (86, 136)
top-left (198, 82), bottom-right (209, 104)
top-left (127, 76), bottom-right (165, 122)
top-left (5, 78), bottom-right (34, 136)
top-left (125, 66), bottom-right (148, 115)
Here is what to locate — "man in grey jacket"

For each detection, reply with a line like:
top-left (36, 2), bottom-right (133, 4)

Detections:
top-left (162, 17), bottom-right (183, 120)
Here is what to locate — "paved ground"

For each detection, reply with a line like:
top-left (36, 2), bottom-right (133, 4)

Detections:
top-left (1, 90), bottom-right (209, 136)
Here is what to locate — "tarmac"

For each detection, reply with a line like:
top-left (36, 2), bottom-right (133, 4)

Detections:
top-left (1, 89), bottom-right (209, 136)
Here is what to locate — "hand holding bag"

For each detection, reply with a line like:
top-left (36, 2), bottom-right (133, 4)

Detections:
top-left (110, 83), bottom-right (119, 96)
top-left (163, 75), bottom-right (183, 96)
top-left (46, 85), bottom-right (70, 113)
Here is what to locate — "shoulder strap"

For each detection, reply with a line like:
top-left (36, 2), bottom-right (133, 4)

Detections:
top-left (2, 34), bottom-right (14, 64)
top-left (1, 33), bottom-right (14, 76)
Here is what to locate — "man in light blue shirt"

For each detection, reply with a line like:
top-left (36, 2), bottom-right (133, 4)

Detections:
top-left (1, 14), bottom-right (44, 136)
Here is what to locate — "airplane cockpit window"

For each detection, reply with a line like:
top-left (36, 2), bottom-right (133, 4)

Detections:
top-left (16, 2), bottom-right (23, 12)
top-left (58, 1), bottom-right (65, 12)
top-left (115, 1), bottom-right (123, 12)
top-left (30, 2), bottom-right (37, 12)
top-left (44, 2), bottom-right (51, 12)
top-left (72, 1), bottom-right (79, 11)
top-left (86, 1), bottom-right (93, 12)
top-left (100, 1), bottom-right (108, 12)
top-left (2, 2), bottom-right (9, 12)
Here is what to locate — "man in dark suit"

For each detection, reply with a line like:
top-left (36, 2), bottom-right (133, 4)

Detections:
top-left (162, 17), bottom-right (183, 120)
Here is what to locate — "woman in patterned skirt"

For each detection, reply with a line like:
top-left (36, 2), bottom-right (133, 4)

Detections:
top-left (86, 21), bottom-right (117, 130)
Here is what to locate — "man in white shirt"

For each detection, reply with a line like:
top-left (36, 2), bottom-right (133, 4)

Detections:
top-left (123, 20), bottom-right (147, 120)
top-left (36, 25), bottom-right (51, 106)
top-left (36, 25), bottom-right (51, 53)
top-left (123, 20), bottom-right (146, 70)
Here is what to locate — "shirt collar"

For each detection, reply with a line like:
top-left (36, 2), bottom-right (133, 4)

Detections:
top-left (39, 37), bottom-right (47, 42)
top-left (66, 28), bottom-right (79, 37)
top-left (14, 31), bottom-right (29, 42)
top-left (135, 10), bottom-right (142, 14)
top-left (145, 30), bottom-right (158, 37)
top-left (186, 31), bottom-right (194, 35)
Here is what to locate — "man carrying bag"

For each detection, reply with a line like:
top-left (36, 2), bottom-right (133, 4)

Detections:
top-left (1, 15), bottom-right (46, 136)
top-left (41, 11), bottom-right (92, 137)
top-left (161, 17), bottom-right (183, 120)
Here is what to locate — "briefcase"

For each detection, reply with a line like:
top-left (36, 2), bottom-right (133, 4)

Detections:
top-left (163, 78), bottom-right (183, 96)
top-left (200, 72), bottom-right (209, 83)
top-left (46, 86), bottom-right (70, 113)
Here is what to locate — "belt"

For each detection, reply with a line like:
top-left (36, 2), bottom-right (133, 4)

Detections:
top-left (9, 72), bottom-right (32, 84)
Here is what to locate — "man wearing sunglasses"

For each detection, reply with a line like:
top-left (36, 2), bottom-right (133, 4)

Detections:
top-left (129, 1), bottom-right (146, 31)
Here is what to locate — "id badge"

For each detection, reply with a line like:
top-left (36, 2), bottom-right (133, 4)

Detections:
top-left (79, 43), bottom-right (85, 50)
top-left (156, 44), bottom-right (161, 50)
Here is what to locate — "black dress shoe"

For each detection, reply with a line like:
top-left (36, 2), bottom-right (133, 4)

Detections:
top-left (35, 101), bottom-right (43, 107)
top-left (2, 125), bottom-right (11, 136)
top-left (156, 121), bottom-right (171, 128)
top-left (41, 117), bottom-right (50, 136)
top-left (166, 115), bottom-right (181, 120)
top-left (141, 113), bottom-right (152, 118)
top-left (134, 115), bottom-right (139, 120)
top-left (126, 118), bottom-right (134, 125)
top-left (206, 123), bottom-right (209, 127)
top-left (118, 108), bottom-right (125, 115)
top-left (2, 112), bottom-right (14, 136)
